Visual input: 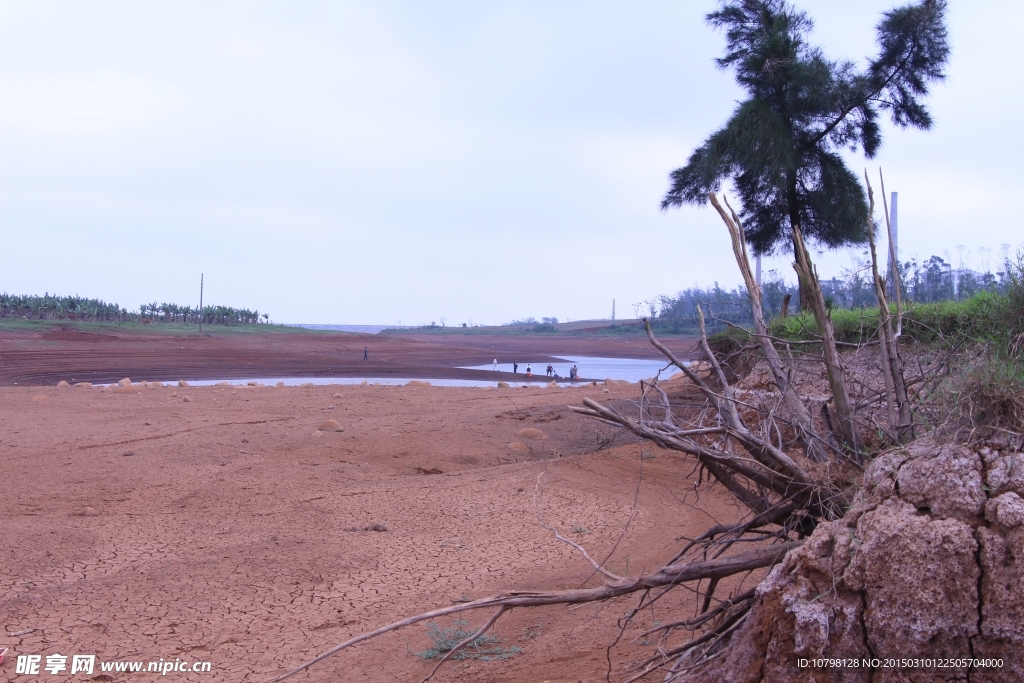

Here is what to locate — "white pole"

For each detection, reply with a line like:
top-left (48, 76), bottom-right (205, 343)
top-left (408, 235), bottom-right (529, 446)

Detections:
top-left (888, 192), bottom-right (898, 298)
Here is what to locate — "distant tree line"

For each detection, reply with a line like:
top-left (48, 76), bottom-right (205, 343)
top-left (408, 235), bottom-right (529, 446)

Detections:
top-left (651, 251), bottom-right (1018, 332)
top-left (503, 316), bottom-right (559, 326)
top-left (1, 293), bottom-right (269, 325)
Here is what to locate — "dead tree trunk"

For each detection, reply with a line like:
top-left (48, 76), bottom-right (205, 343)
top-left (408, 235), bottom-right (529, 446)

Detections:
top-left (865, 171), bottom-right (914, 443)
top-left (707, 193), bottom-right (827, 462)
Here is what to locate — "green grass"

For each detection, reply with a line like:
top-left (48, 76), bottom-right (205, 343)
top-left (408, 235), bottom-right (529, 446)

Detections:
top-left (764, 291), bottom-right (1023, 347)
top-left (416, 620), bottom-right (522, 661)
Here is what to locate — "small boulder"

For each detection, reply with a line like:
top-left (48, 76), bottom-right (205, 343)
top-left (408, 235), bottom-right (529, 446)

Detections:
top-left (985, 492), bottom-right (1024, 528)
top-left (117, 378), bottom-right (132, 387)
top-left (517, 427), bottom-right (547, 440)
top-left (332, 393), bottom-right (343, 398)
top-left (56, 380), bottom-right (71, 388)
top-left (318, 419), bottom-right (343, 432)
top-left (178, 380), bottom-right (190, 387)
top-left (74, 382), bottom-right (93, 389)
top-left (147, 382), bottom-right (163, 388)
top-left (182, 395), bottom-right (193, 403)
top-left (81, 506), bottom-right (100, 517)
top-left (406, 380), bottom-right (431, 387)
top-left (299, 383), bottom-right (315, 388)
top-left (497, 382), bottom-right (511, 388)
top-left (508, 441), bottom-right (529, 454)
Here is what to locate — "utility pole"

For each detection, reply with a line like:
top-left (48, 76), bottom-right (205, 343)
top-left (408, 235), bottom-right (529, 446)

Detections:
top-left (199, 273), bottom-right (204, 334)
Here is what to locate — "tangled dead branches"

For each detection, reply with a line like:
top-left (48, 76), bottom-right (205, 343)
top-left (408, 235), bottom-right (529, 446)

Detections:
top-left (270, 186), bottom-right (952, 682)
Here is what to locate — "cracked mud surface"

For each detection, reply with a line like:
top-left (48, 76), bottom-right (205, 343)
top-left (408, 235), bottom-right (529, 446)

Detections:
top-left (1, 380), bottom-right (736, 682)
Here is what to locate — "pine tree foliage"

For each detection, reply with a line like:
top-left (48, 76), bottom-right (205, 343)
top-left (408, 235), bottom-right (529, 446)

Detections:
top-left (662, 0), bottom-right (949, 256)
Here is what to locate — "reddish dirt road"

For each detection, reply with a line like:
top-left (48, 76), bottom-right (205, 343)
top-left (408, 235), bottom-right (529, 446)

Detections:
top-left (0, 325), bottom-right (698, 387)
top-left (1, 380), bottom-right (739, 683)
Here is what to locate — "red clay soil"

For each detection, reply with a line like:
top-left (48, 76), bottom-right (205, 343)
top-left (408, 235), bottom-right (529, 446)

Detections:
top-left (1, 380), bottom-right (741, 683)
top-left (0, 325), bottom-right (698, 387)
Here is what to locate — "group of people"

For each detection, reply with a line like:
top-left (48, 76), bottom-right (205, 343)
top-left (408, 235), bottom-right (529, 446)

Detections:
top-left (493, 359), bottom-right (579, 381)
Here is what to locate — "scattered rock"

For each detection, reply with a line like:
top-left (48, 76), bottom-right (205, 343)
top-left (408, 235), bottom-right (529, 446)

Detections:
top-left (332, 393), bottom-right (343, 398)
top-left (516, 427), bottom-right (547, 440)
top-left (74, 382), bottom-right (93, 388)
top-left (364, 522), bottom-right (389, 532)
top-left (604, 379), bottom-right (631, 386)
top-left (117, 378), bottom-right (132, 387)
top-left (216, 382), bottom-right (231, 387)
top-left (276, 382), bottom-right (286, 387)
top-left (547, 381), bottom-right (558, 388)
top-left (299, 383), bottom-right (315, 388)
top-left (182, 396), bottom-right (193, 403)
top-left (985, 492), bottom-right (1024, 528)
top-left (56, 380), bottom-right (71, 388)
top-left (508, 441), bottom-right (529, 454)
top-left (81, 506), bottom-right (100, 517)
top-left (32, 394), bottom-right (48, 402)
top-left (178, 380), bottom-right (189, 387)
top-left (147, 382), bottom-right (163, 388)
top-left (414, 467), bottom-right (442, 475)
top-left (247, 381), bottom-right (257, 386)
top-left (406, 380), bottom-right (431, 387)
top-left (497, 382), bottom-right (511, 388)
top-left (318, 419), bottom-right (343, 432)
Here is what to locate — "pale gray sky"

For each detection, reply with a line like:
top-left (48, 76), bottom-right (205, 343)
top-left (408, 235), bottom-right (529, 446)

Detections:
top-left (2, 1), bottom-right (1021, 325)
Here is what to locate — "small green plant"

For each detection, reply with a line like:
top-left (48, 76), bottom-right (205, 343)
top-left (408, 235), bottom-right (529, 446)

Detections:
top-left (641, 450), bottom-right (655, 461)
top-left (417, 620), bottom-right (522, 661)
top-left (572, 525), bottom-right (592, 535)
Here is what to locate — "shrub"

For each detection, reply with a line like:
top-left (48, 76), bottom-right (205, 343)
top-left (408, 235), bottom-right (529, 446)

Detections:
top-left (417, 620), bottom-right (521, 661)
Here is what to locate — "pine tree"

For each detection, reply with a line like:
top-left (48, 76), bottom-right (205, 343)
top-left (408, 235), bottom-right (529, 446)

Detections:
top-left (662, 0), bottom-right (949, 306)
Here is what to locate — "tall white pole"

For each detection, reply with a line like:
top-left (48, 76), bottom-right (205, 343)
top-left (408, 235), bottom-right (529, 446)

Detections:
top-left (888, 192), bottom-right (898, 298)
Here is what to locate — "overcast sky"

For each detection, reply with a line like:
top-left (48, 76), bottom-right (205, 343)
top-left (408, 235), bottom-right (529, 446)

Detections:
top-left (2, 1), bottom-right (1021, 325)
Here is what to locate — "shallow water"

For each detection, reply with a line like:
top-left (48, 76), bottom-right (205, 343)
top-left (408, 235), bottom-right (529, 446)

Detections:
top-left (99, 356), bottom-right (685, 389)
top-left (461, 355), bottom-right (683, 383)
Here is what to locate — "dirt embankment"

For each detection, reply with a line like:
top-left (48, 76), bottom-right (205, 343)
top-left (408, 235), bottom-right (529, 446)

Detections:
top-left (677, 439), bottom-right (1024, 682)
top-left (0, 324), bottom-right (698, 386)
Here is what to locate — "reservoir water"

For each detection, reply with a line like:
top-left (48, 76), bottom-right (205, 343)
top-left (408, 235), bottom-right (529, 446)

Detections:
top-left (117, 357), bottom-right (683, 388)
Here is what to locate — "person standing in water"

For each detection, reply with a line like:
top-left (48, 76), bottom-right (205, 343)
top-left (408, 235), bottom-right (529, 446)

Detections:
top-left (513, 360), bottom-right (518, 374)
top-left (363, 347), bottom-right (368, 361)
top-left (493, 358), bottom-right (498, 371)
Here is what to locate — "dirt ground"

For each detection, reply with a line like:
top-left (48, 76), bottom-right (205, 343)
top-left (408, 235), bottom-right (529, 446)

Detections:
top-left (1, 377), bottom-right (742, 682)
top-left (0, 324), bottom-right (697, 387)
